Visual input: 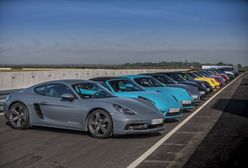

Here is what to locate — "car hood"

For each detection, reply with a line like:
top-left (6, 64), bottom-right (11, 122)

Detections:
top-left (180, 80), bottom-right (207, 91)
top-left (114, 91), bottom-right (181, 112)
top-left (142, 87), bottom-right (193, 102)
top-left (167, 84), bottom-right (200, 96)
top-left (92, 97), bottom-right (163, 116)
top-left (181, 80), bottom-right (200, 86)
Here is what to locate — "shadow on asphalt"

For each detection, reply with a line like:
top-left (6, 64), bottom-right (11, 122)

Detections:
top-left (213, 99), bottom-right (248, 118)
top-left (183, 76), bottom-right (248, 168)
top-left (5, 122), bottom-right (163, 139)
top-left (113, 132), bottom-right (162, 139)
top-left (164, 118), bottom-right (179, 123)
top-left (25, 125), bottom-right (88, 136)
top-left (183, 109), bottom-right (193, 113)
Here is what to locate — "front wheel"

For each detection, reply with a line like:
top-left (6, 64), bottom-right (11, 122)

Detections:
top-left (87, 109), bottom-right (113, 138)
top-left (8, 102), bottom-right (30, 129)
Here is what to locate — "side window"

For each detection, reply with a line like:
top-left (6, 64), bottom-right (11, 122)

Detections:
top-left (108, 80), bottom-right (141, 92)
top-left (45, 84), bottom-right (73, 98)
top-left (96, 81), bottom-right (111, 91)
top-left (156, 76), bottom-right (166, 83)
top-left (34, 85), bottom-right (46, 95)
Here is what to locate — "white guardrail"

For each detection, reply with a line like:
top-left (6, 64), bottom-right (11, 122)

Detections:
top-left (0, 69), bottom-right (189, 112)
top-left (0, 69), bottom-right (188, 91)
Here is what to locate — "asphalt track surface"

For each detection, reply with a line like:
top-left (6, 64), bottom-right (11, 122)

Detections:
top-left (0, 74), bottom-right (246, 168)
top-left (183, 74), bottom-right (248, 168)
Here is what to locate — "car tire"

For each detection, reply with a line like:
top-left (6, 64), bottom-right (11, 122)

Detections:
top-left (8, 102), bottom-right (30, 130)
top-left (87, 109), bottom-right (113, 139)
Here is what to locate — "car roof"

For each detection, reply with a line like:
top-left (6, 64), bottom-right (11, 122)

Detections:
top-left (90, 77), bottom-right (117, 82)
top-left (156, 72), bottom-right (179, 74)
top-left (90, 76), bottom-right (135, 82)
top-left (139, 73), bottom-right (154, 76)
top-left (140, 73), bottom-right (166, 77)
top-left (121, 74), bottom-right (150, 79)
top-left (33, 79), bottom-right (93, 86)
top-left (157, 71), bottom-right (181, 73)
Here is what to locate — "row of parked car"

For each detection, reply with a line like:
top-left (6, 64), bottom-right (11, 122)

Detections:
top-left (3, 67), bottom-right (239, 138)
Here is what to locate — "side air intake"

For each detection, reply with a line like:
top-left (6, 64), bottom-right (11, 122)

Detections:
top-left (33, 103), bottom-right (44, 119)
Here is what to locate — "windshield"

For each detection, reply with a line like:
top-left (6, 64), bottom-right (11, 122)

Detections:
top-left (166, 73), bottom-right (185, 82)
top-left (188, 73), bottom-right (198, 78)
top-left (222, 67), bottom-right (234, 71)
top-left (134, 77), bottom-right (164, 87)
top-left (204, 71), bottom-right (213, 76)
top-left (199, 71), bottom-right (209, 77)
top-left (178, 73), bottom-right (192, 80)
top-left (193, 72), bottom-right (203, 77)
top-left (184, 73), bottom-right (194, 80)
top-left (212, 69), bottom-right (221, 74)
top-left (108, 79), bottom-right (143, 92)
top-left (154, 75), bottom-right (177, 84)
top-left (72, 82), bottom-right (114, 99)
top-left (215, 69), bottom-right (225, 73)
top-left (206, 70), bottom-right (215, 75)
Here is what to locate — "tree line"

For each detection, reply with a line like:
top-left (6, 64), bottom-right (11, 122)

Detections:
top-left (0, 61), bottom-right (235, 69)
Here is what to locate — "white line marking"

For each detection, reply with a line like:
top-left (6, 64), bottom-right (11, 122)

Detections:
top-left (0, 113), bottom-right (4, 116)
top-left (127, 74), bottom-right (243, 168)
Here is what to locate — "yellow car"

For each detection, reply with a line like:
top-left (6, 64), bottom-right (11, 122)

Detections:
top-left (188, 72), bottom-right (221, 90)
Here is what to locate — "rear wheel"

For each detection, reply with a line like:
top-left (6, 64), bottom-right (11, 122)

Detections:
top-left (9, 102), bottom-right (29, 129)
top-left (87, 109), bottom-right (113, 138)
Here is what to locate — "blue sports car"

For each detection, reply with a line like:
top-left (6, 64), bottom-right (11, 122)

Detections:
top-left (90, 77), bottom-right (183, 119)
top-left (140, 73), bottom-right (201, 102)
top-left (122, 75), bottom-right (195, 110)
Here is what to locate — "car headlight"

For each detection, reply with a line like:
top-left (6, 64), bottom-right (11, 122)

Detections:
top-left (192, 95), bottom-right (198, 99)
top-left (113, 104), bottom-right (136, 115)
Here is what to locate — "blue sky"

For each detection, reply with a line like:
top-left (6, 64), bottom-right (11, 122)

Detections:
top-left (0, 0), bottom-right (248, 65)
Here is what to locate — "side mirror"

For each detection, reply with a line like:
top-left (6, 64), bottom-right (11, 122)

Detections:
top-left (61, 93), bottom-right (75, 101)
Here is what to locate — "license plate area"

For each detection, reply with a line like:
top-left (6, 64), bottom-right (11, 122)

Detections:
top-left (151, 118), bottom-right (164, 125)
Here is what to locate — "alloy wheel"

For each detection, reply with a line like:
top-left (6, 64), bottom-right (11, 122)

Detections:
top-left (88, 110), bottom-right (112, 138)
top-left (9, 103), bottom-right (28, 129)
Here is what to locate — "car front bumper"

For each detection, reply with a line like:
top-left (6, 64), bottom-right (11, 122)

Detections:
top-left (192, 95), bottom-right (201, 103)
top-left (181, 100), bottom-right (195, 110)
top-left (112, 116), bottom-right (165, 135)
top-left (163, 108), bottom-right (182, 119)
top-left (111, 111), bottom-right (164, 135)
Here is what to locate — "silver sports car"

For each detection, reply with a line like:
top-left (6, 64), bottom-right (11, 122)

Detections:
top-left (3, 80), bottom-right (164, 138)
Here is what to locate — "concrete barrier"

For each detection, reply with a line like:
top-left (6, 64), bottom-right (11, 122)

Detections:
top-left (0, 69), bottom-right (188, 91)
